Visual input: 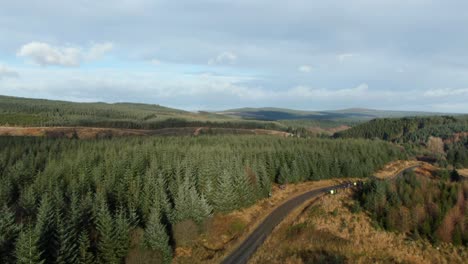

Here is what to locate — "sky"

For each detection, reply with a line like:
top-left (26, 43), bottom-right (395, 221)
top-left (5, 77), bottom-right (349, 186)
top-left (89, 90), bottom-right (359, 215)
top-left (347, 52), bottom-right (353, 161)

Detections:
top-left (1, 1), bottom-right (468, 112)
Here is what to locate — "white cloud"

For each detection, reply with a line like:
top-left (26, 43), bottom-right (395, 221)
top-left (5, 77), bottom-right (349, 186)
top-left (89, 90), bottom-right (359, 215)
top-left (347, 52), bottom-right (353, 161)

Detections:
top-left (298, 65), bottom-right (312, 73)
top-left (0, 65), bottom-right (19, 80)
top-left (208, 51), bottom-right (237, 65)
top-left (17, 42), bottom-right (113, 67)
top-left (424, 88), bottom-right (468, 97)
top-left (149, 59), bottom-right (161, 65)
top-left (337, 53), bottom-right (356, 63)
top-left (86, 42), bottom-right (114, 60)
top-left (288, 83), bottom-right (369, 98)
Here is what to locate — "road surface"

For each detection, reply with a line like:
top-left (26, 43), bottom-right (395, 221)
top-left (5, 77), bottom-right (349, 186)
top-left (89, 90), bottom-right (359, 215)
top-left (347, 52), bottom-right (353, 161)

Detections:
top-left (221, 183), bottom-right (348, 264)
top-left (222, 165), bottom-right (420, 264)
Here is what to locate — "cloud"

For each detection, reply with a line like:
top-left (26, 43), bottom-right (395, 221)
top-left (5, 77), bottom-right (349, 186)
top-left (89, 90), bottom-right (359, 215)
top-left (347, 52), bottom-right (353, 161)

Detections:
top-left (86, 42), bottom-right (114, 60)
top-left (288, 83), bottom-right (369, 98)
top-left (208, 51), bottom-right (237, 65)
top-left (298, 65), bottom-right (312, 73)
top-left (0, 65), bottom-right (19, 80)
top-left (149, 59), bottom-right (161, 65)
top-left (337, 53), bottom-right (356, 63)
top-left (424, 88), bottom-right (468, 97)
top-left (17, 42), bottom-right (113, 67)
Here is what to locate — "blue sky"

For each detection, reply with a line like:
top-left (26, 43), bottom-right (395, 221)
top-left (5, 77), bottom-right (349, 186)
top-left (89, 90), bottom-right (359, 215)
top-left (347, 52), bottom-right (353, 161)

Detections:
top-left (1, 1), bottom-right (468, 112)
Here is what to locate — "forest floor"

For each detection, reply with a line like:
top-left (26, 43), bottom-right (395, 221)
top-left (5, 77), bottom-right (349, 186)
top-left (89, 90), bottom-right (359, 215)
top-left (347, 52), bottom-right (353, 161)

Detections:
top-left (0, 126), bottom-right (292, 139)
top-left (250, 189), bottom-right (467, 264)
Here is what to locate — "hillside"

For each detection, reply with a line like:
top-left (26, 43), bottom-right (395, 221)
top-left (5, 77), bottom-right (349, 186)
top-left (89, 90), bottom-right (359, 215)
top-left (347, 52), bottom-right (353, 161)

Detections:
top-left (220, 107), bottom-right (446, 122)
top-left (0, 95), bottom-right (283, 130)
top-left (335, 116), bottom-right (468, 142)
top-left (251, 178), bottom-right (467, 263)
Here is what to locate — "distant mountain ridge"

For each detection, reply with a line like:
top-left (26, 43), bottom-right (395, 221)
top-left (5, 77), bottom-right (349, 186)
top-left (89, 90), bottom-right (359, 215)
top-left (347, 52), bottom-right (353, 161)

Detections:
top-left (219, 107), bottom-right (450, 121)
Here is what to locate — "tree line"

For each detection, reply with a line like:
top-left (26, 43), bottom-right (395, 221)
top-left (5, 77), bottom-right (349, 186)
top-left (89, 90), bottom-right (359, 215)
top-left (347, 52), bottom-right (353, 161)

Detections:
top-left (0, 95), bottom-right (284, 131)
top-left (335, 116), bottom-right (468, 143)
top-left (354, 170), bottom-right (467, 246)
top-left (0, 135), bottom-right (403, 263)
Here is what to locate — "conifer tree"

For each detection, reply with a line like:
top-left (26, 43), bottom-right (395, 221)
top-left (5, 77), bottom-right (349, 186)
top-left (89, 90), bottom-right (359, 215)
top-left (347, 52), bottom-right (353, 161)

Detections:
top-left (77, 231), bottom-right (94, 264)
top-left (144, 206), bottom-right (172, 264)
top-left (15, 226), bottom-right (44, 264)
top-left (113, 208), bottom-right (131, 260)
top-left (35, 195), bottom-right (58, 263)
top-left (213, 170), bottom-right (237, 212)
top-left (0, 205), bottom-right (20, 264)
top-left (95, 197), bottom-right (119, 264)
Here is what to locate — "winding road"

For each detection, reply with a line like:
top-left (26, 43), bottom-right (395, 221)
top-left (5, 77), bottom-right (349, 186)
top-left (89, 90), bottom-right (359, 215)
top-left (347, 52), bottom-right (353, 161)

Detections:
top-left (222, 165), bottom-right (420, 264)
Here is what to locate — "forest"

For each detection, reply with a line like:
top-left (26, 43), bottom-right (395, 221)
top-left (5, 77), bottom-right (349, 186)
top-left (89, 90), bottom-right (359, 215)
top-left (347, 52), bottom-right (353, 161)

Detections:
top-left (0, 135), bottom-right (403, 263)
top-left (335, 116), bottom-right (468, 143)
top-left (354, 170), bottom-right (468, 246)
top-left (0, 95), bottom-right (283, 131)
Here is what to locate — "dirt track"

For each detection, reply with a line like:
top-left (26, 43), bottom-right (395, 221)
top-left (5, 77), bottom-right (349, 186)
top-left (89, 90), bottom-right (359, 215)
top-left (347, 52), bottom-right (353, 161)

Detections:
top-left (0, 126), bottom-right (292, 139)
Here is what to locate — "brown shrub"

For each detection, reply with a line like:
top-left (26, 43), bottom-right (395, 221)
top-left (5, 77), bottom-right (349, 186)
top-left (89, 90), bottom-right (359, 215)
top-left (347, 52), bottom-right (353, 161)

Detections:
top-left (173, 219), bottom-right (199, 247)
top-left (436, 205), bottom-right (463, 243)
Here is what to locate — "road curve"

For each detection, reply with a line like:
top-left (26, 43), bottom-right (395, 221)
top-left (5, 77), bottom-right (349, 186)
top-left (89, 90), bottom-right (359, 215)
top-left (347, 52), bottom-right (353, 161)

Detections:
top-left (221, 183), bottom-right (348, 264)
top-left (222, 165), bottom-right (421, 264)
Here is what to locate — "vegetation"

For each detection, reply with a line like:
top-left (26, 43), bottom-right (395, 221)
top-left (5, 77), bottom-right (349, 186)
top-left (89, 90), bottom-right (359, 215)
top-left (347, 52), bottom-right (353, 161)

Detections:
top-left (355, 170), bottom-right (468, 245)
top-left (0, 95), bottom-right (284, 130)
top-left (0, 135), bottom-right (403, 263)
top-left (335, 116), bottom-right (468, 143)
top-left (446, 137), bottom-right (468, 168)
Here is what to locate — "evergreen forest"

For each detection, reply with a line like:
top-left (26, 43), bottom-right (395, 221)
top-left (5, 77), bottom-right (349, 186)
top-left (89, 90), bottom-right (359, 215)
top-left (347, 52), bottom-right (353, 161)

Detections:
top-left (0, 135), bottom-right (403, 263)
top-left (355, 170), bottom-right (468, 246)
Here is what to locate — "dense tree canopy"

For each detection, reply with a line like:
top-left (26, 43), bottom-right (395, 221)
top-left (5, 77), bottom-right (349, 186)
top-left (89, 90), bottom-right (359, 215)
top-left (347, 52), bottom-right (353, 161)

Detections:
top-left (0, 135), bottom-right (403, 263)
top-left (355, 171), bottom-right (468, 245)
top-left (335, 116), bottom-right (468, 143)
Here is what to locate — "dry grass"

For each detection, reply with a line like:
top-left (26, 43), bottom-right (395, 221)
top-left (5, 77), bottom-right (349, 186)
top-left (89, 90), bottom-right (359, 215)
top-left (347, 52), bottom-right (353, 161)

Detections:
top-left (458, 169), bottom-right (468, 178)
top-left (307, 125), bottom-right (351, 136)
top-left (374, 160), bottom-right (422, 179)
top-left (0, 126), bottom-right (292, 139)
top-left (172, 179), bottom-right (354, 263)
top-left (250, 190), bottom-right (468, 264)
top-left (173, 160), bottom-right (433, 263)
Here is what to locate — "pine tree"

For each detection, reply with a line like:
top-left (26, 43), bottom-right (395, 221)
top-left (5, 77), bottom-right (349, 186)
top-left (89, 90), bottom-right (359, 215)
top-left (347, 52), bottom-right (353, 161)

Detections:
top-left (55, 209), bottom-right (79, 264)
top-left (95, 197), bottom-right (119, 264)
top-left (213, 170), bottom-right (237, 212)
top-left (35, 195), bottom-right (58, 263)
top-left (144, 206), bottom-right (172, 264)
top-left (77, 231), bottom-right (94, 264)
top-left (171, 175), bottom-right (212, 223)
top-left (113, 208), bottom-right (131, 260)
top-left (0, 205), bottom-right (20, 264)
top-left (15, 226), bottom-right (44, 264)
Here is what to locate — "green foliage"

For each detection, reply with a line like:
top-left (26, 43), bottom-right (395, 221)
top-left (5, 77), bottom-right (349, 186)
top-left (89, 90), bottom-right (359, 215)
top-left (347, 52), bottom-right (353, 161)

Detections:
top-left (0, 135), bottom-right (403, 262)
top-left (336, 115), bottom-right (468, 143)
top-left (144, 206), bottom-right (172, 264)
top-left (356, 171), bottom-right (467, 245)
top-left (15, 226), bottom-right (44, 264)
top-left (0, 95), bottom-right (284, 130)
top-left (446, 138), bottom-right (468, 168)
top-left (0, 205), bottom-right (20, 264)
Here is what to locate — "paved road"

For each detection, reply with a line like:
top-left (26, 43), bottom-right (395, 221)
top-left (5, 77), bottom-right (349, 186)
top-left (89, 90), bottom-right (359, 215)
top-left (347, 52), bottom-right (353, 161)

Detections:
top-left (221, 182), bottom-right (349, 264)
top-left (222, 165), bottom-right (420, 264)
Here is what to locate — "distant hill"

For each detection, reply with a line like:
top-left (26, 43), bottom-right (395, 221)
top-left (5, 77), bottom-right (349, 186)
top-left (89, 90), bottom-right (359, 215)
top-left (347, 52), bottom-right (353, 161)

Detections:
top-left (0, 95), bottom-right (461, 131)
top-left (220, 107), bottom-right (447, 122)
top-left (0, 95), bottom-right (282, 130)
top-left (334, 115), bottom-right (468, 142)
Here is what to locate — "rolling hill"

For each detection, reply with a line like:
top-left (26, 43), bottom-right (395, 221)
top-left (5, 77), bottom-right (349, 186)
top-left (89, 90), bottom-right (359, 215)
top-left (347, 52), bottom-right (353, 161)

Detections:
top-left (220, 107), bottom-right (449, 121)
